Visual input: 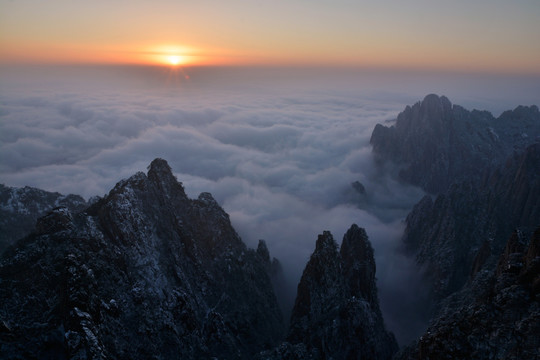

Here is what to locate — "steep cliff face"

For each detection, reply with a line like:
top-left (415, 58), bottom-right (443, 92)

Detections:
top-left (263, 225), bottom-right (397, 360)
top-left (0, 158), bottom-right (284, 359)
top-left (257, 240), bottom-right (293, 324)
top-left (402, 143), bottom-right (540, 300)
top-left (0, 184), bottom-right (87, 254)
top-left (396, 228), bottom-right (540, 360)
top-left (370, 94), bottom-right (540, 194)
top-left (368, 95), bottom-right (540, 358)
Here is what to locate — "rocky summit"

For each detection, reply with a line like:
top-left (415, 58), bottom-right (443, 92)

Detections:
top-left (261, 225), bottom-right (398, 360)
top-left (0, 158), bottom-right (284, 359)
top-left (370, 94), bottom-right (540, 194)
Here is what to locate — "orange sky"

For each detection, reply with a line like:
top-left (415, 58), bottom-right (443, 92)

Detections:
top-left (1, 0), bottom-right (540, 74)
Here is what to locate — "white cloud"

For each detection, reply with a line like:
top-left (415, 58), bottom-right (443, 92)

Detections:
top-left (1, 65), bottom-right (537, 343)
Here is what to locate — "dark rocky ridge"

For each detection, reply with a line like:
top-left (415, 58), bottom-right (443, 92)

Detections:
top-left (261, 225), bottom-right (398, 360)
top-left (0, 159), bottom-right (404, 360)
top-left (369, 95), bottom-right (540, 359)
top-left (395, 228), bottom-right (540, 360)
top-left (0, 184), bottom-right (87, 254)
top-left (0, 158), bottom-right (284, 359)
top-left (370, 94), bottom-right (540, 194)
top-left (371, 94), bottom-right (540, 300)
top-left (403, 142), bottom-right (540, 300)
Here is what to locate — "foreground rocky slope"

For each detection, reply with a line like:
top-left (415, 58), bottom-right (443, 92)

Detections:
top-left (0, 159), bottom-right (284, 359)
top-left (0, 184), bottom-right (87, 254)
top-left (396, 228), bottom-right (540, 360)
top-left (0, 161), bottom-right (401, 360)
top-left (261, 225), bottom-right (397, 360)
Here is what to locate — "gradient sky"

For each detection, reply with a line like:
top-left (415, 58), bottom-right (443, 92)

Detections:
top-left (1, 0), bottom-right (540, 72)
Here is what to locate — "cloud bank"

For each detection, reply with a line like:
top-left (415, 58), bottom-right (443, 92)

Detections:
top-left (1, 65), bottom-right (538, 344)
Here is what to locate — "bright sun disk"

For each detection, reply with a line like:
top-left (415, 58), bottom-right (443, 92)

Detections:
top-left (167, 55), bottom-right (182, 66)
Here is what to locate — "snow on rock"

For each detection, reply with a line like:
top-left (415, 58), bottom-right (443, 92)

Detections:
top-left (0, 158), bottom-right (284, 360)
top-left (0, 184), bottom-right (87, 253)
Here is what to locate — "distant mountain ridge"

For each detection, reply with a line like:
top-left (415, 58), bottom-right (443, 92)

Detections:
top-left (371, 94), bottom-right (540, 299)
top-left (370, 94), bottom-right (540, 359)
top-left (370, 94), bottom-right (540, 193)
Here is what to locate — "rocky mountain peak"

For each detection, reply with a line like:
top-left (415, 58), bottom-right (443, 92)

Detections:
top-left (396, 94), bottom-right (451, 134)
top-left (371, 94), bottom-right (540, 193)
top-left (418, 94), bottom-right (451, 122)
top-left (285, 226), bottom-right (397, 360)
top-left (340, 224), bottom-right (369, 255)
top-left (196, 192), bottom-right (219, 207)
top-left (499, 104), bottom-right (540, 122)
top-left (421, 93), bottom-right (451, 112)
top-left (0, 159), bottom-right (284, 359)
top-left (289, 231), bottom-right (341, 324)
top-left (257, 239), bottom-right (271, 263)
top-left (146, 157), bottom-right (187, 200)
top-left (314, 230), bottom-right (339, 257)
top-left (340, 224), bottom-right (377, 304)
top-left (147, 157), bottom-right (173, 177)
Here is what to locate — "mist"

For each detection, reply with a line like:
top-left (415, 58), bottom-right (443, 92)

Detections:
top-left (1, 64), bottom-right (538, 344)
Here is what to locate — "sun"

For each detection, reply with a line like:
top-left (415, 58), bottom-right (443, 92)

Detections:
top-left (167, 55), bottom-right (183, 66)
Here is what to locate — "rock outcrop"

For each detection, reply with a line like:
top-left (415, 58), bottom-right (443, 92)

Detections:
top-left (0, 158), bottom-right (284, 359)
top-left (262, 225), bottom-right (398, 360)
top-left (402, 143), bottom-right (540, 300)
top-left (0, 184), bottom-right (87, 253)
top-left (395, 228), bottom-right (540, 360)
top-left (370, 94), bottom-right (540, 194)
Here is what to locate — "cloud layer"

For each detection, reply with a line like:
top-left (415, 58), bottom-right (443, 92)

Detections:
top-left (1, 65), bottom-right (538, 343)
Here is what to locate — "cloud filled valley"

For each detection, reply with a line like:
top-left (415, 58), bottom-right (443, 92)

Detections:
top-left (1, 65), bottom-right (539, 345)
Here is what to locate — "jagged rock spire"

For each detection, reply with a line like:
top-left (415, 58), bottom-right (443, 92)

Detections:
top-left (257, 240), bottom-right (271, 263)
top-left (341, 224), bottom-right (377, 304)
top-left (287, 225), bottom-right (397, 360)
top-left (147, 158), bottom-right (187, 200)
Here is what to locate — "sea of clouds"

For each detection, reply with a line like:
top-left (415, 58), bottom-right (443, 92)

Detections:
top-left (1, 65), bottom-right (538, 343)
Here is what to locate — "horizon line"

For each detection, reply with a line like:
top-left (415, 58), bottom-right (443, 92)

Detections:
top-left (2, 62), bottom-right (540, 77)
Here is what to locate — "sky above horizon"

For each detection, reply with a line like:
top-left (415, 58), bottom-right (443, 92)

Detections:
top-left (1, 0), bottom-right (540, 73)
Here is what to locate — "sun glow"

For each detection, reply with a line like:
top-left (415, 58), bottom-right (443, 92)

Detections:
top-left (167, 55), bottom-right (183, 66)
top-left (141, 45), bottom-right (197, 66)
